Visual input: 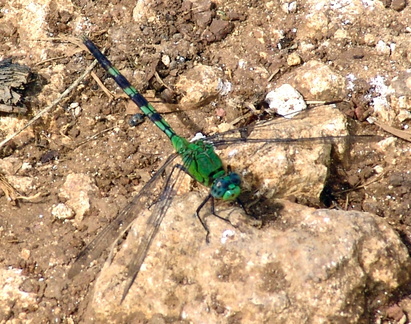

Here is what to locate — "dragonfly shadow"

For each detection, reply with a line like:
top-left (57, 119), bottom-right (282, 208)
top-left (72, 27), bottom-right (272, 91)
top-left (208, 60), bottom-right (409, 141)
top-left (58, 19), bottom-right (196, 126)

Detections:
top-left (238, 188), bottom-right (285, 227)
top-left (150, 94), bottom-right (221, 136)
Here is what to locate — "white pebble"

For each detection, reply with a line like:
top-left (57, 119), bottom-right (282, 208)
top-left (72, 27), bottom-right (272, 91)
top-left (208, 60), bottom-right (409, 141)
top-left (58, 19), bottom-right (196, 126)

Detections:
top-left (265, 84), bottom-right (307, 118)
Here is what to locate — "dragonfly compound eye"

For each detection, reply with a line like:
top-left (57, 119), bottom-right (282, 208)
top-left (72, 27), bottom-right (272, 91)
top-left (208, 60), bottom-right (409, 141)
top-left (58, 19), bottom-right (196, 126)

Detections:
top-left (222, 185), bottom-right (241, 201)
top-left (211, 173), bottom-right (241, 201)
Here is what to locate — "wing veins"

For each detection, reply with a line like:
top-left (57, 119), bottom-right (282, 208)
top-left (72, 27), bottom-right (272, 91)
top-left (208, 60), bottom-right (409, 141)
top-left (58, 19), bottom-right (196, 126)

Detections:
top-left (120, 161), bottom-right (187, 302)
top-left (68, 153), bottom-right (179, 279)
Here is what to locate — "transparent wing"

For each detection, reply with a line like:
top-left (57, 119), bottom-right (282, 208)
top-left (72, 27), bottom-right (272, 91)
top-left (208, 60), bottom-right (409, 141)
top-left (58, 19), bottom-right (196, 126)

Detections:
top-left (68, 153), bottom-right (179, 279)
top-left (120, 161), bottom-right (187, 302)
top-left (209, 134), bottom-right (381, 147)
top-left (204, 105), bottom-right (382, 203)
top-left (206, 105), bottom-right (382, 148)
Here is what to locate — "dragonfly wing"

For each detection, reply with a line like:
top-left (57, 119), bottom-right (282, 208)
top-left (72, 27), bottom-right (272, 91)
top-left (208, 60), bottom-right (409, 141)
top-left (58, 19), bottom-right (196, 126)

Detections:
top-left (68, 153), bottom-right (179, 279)
top-left (210, 134), bottom-right (381, 146)
top-left (207, 106), bottom-right (381, 202)
top-left (208, 104), bottom-right (347, 140)
top-left (120, 162), bottom-right (186, 302)
top-left (208, 105), bottom-right (381, 153)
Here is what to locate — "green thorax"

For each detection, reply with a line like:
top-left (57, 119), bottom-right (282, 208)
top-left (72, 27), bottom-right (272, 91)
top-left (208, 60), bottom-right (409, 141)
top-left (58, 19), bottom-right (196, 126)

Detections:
top-left (171, 136), bottom-right (226, 187)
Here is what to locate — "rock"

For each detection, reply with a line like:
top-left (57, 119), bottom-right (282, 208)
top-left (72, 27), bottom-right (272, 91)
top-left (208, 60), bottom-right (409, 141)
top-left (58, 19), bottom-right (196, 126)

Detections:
top-left (385, 303), bottom-right (407, 322)
top-left (58, 173), bottom-right (98, 223)
top-left (161, 54), bottom-right (171, 67)
top-left (391, 0), bottom-right (406, 11)
top-left (0, 268), bottom-right (37, 322)
top-left (69, 104), bottom-right (353, 284)
top-left (132, 0), bottom-right (157, 23)
top-left (366, 70), bottom-right (411, 123)
top-left (364, 33), bottom-right (377, 46)
top-left (389, 72), bottom-right (411, 97)
top-left (74, 104), bottom-right (396, 323)
top-left (376, 40), bottom-right (391, 56)
top-left (175, 64), bottom-right (223, 106)
top-left (191, 0), bottom-right (213, 28)
top-left (4, 175), bottom-right (34, 193)
top-left (286, 52), bottom-right (302, 66)
top-left (0, 116), bottom-right (32, 149)
top-left (20, 248), bottom-right (31, 261)
top-left (72, 105), bottom-right (354, 289)
top-left (284, 60), bottom-right (348, 101)
top-left (216, 105), bottom-right (350, 201)
top-left (297, 12), bottom-right (329, 39)
top-left (387, 71), bottom-right (411, 122)
top-left (265, 84), bottom-right (306, 117)
top-left (202, 19), bottom-right (235, 43)
top-left (280, 1), bottom-right (297, 14)
top-left (51, 203), bottom-right (75, 220)
top-left (368, 75), bottom-right (395, 122)
top-left (334, 28), bottom-right (349, 40)
top-left (86, 194), bottom-right (410, 323)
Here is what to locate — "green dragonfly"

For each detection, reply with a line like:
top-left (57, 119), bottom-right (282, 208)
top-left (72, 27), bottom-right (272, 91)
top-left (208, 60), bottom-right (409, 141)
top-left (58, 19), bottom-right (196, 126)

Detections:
top-left (68, 35), bottom-right (377, 302)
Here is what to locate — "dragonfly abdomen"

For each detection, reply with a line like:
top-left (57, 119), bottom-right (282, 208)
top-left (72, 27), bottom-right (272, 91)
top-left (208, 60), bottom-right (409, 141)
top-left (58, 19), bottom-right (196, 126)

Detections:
top-left (82, 36), bottom-right (177, 140)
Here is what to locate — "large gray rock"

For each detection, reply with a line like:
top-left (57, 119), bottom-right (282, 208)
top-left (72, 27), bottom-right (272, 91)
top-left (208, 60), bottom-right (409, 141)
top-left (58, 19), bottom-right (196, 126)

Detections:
top-left (215, 105), bottom-right (350, 201)
top-left (86, 194), bottom-right (410, 323)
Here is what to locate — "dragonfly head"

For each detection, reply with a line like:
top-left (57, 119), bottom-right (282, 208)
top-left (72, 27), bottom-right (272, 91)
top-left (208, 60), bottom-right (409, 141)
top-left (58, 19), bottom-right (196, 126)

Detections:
top-left (211, 172), bottom-right (241, 201)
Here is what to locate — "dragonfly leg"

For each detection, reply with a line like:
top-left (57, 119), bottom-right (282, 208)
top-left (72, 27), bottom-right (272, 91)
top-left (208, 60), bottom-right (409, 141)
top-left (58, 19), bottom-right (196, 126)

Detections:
top-left (174, 163), bottom-right (236, 242)
top-left (196, 194), bottom-right (236, 243)
top-left (195, 194), bottom-right (212, 243)
top-left (172, 164), bottom-right (211, 240)
top-left (209, 196), bottom-right (236, 226)
top-left (236, 197), bottom-right (250, 216)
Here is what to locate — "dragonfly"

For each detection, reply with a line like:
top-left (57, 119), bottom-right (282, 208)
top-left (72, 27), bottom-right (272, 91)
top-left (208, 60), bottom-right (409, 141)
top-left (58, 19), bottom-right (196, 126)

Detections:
top-left (68, 35), bottom-right (377, 302)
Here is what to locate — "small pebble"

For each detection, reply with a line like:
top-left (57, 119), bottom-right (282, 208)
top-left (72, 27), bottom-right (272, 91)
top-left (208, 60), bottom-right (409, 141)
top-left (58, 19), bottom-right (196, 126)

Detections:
top-left (161, 54), bottom-right (171, 67)
top-left (265, 84), bottom-right (306, 117)
top-left (280, 1), bottom-right (297, 13)
top-left (129, 113), bottom-right (145, 127)
top-left (20, 248), bottom-right (31, 261)
top-left (52, 203), bottom-right (75, 220)
top-left (287, 52), bottom-right (302, 66)
top-left (391, 0), bottom-right (406, 11)
top-left (376, 40), bottom-right (391, 56)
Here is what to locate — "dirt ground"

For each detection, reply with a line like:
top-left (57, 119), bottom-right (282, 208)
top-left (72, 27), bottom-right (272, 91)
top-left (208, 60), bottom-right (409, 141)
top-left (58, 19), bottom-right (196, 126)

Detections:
top-left (1, 0), bottom-right (411, 323)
